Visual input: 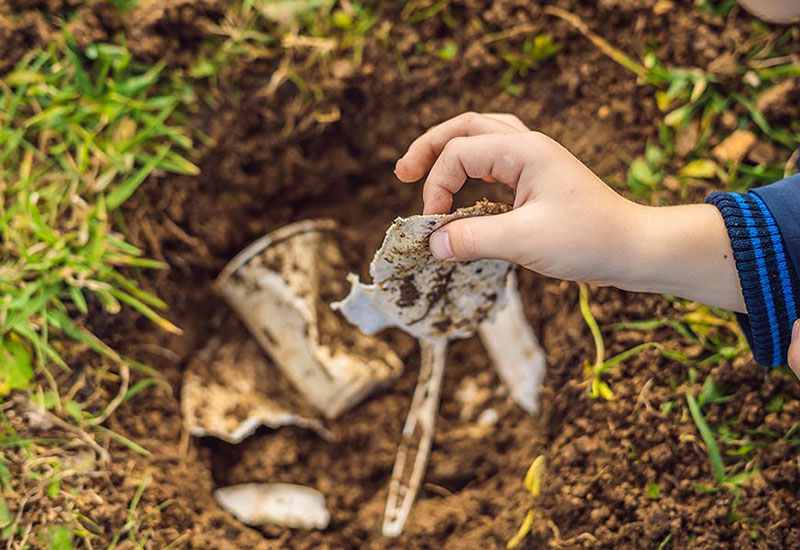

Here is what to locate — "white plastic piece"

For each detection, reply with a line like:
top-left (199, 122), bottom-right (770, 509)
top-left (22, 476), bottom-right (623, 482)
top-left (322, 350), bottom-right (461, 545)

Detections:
top-left (181, 336), bottom-right (332, 443)
top-left (332, 201), bottom-right (515, 538)
top-left (478, 272), bottom-right (546, 416)
top-left (382, 339), bottom-right (447, 537)
top-left (214, 483), bottom-right (330, 530)
top-left (216, 220), bottom-right (403, 419)
top-left (332, 201), bottom-right (513, 341)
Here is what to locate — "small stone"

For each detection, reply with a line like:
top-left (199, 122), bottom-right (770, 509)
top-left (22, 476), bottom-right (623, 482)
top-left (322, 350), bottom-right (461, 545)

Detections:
top-left (653, 0), bottom-right (674, 14)
top-left (743, 71), bottom-right (761, 87)
top-left (476, 408), bottom-right (500, 427)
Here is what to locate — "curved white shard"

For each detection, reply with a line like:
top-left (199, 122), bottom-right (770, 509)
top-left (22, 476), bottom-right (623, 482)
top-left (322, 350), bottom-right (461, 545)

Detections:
top-left (332, 201), bottom-right (516, 538)
top-left (332, 200), bottom-right (513, 341)
top-left (478, 272), bottom-right (546, 416)
top-left (216, 220), bottom-right (403, 419)
top-left (181, 336), bottom-right (333, 444)
top-left (214, 483), bottom-right (330, 530)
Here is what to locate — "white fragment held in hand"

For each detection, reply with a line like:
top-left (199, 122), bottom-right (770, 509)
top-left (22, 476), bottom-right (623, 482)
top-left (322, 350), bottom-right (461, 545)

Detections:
top-left (333, 200), bottom-right (513, 341)
top-left (332, 200), bottom-right (518, 537)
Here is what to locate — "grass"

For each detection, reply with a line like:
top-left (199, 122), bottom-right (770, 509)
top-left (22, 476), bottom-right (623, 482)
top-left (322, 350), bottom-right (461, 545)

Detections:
top-left (506, 455), bottom-right (544, 549)
top-left (0, 33), bottom-right (199, 548)
top-left (621, 27), bottom-right (800, 199)
top-left (0, 35), bottom-right (197, 405)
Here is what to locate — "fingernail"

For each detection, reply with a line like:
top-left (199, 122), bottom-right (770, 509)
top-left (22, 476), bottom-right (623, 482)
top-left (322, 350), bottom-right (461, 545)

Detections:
top-left (430, 230), bottom-right (453, 260)
top-left (793, 319), bottom-right (800, 342)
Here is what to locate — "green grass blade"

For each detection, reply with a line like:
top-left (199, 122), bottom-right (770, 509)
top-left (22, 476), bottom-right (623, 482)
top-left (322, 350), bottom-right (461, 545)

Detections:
top-left (686, 391), bottom-right (726, 483)
top-left (106, 145), bottom-right (170, 209)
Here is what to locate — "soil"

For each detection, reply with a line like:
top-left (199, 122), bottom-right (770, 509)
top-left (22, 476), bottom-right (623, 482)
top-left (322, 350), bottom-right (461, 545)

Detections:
top-left (5, 1), bottom-right (800, 549)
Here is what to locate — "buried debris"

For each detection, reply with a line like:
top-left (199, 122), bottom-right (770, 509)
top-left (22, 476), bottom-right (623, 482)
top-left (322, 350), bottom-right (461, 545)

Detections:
top-left (333, 200), bottom-right (546, 537)
top-left (193, 204), bottom-right (544, 536)
top-left (478, 271), bottom-right (546, 416)
top-left (214, 483), bottom-right (330, 530)
top-left (181, 331), bottom-right (333, 443)
top-left (216, 220), bottom-right (403, 419)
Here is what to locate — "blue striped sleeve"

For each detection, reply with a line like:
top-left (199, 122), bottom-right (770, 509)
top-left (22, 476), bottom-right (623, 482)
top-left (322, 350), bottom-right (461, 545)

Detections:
top-left (706, 190), bottom-right (800, 367)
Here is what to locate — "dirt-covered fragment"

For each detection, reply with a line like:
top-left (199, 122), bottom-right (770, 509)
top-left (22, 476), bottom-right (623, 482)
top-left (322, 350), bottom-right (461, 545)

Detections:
top-left (217, 220), bottom-right (403, 419)
top-left (181, 332), bottom-right (332, 443)
top-left (333, 200), bottom-right (513, 341)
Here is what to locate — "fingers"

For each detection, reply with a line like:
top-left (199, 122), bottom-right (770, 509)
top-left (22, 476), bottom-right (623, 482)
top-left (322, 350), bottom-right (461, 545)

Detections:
top-left (429, 209), bottom-right (525, 263)
top-left (396, 112), bottom-right (525, 183)
top-left (789, 319), bottom-right (800, 379)
top-left (422, 132), bottom-right (548, 214)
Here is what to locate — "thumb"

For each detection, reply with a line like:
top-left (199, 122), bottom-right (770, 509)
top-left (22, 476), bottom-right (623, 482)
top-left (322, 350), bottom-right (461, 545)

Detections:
top-left (429, 209), bottom-right (523, 263)
top-left (789, 319), bottom-right (800, 378)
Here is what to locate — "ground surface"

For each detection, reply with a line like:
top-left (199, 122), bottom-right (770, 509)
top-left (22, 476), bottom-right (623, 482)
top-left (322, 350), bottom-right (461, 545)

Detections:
top-left (3, 0), bottom-right (800, 549)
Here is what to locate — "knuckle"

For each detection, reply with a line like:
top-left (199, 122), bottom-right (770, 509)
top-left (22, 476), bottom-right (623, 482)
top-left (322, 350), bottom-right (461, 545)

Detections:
top-left (461, 111), bottom-right (480, 133)
top-left (524, 131), bottom-right (555, 152)
top-left (443, 136), bottom-right (467, 155)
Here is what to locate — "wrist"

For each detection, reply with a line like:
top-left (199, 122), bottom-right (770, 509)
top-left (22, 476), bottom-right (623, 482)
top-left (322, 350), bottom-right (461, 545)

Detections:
top-left (616, 203), bottom-right (745, 312)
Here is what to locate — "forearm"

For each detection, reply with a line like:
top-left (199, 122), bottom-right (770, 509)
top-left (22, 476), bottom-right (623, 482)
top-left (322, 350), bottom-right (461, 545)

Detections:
top-left (618, 203), bottom-right (746, 313)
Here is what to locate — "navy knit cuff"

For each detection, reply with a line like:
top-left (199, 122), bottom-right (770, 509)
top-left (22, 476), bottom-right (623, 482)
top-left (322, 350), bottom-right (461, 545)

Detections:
top-left (706, 191), bottom-right (800, 367)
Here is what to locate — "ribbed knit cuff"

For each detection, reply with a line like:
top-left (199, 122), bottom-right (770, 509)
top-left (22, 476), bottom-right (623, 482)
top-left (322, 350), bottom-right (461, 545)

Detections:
top-left (706, 191), bottom-right (800, 367)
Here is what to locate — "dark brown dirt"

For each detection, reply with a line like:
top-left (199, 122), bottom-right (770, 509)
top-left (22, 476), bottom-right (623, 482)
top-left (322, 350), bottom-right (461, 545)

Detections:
top-left (5, 0), bottom-right (800, 549)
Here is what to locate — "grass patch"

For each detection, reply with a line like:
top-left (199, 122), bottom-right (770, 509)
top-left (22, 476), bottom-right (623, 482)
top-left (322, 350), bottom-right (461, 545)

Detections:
top-left (0, 35), bottom-right (198, 403)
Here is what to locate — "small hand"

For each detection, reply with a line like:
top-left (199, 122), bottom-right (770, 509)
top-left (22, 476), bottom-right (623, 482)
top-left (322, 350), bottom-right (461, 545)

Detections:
top-left (395, 111), bottom-right (642, 286)
top-left (395, 112), bottom-right (746, 313)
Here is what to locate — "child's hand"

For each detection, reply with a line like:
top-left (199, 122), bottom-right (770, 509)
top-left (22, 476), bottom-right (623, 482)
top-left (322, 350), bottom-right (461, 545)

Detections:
top-left (395, 112), bottom-right (746, 313)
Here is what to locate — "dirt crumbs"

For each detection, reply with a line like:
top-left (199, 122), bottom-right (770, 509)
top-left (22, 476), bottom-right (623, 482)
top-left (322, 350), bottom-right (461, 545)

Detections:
top-left (5, 0), bottom-right (800, 549)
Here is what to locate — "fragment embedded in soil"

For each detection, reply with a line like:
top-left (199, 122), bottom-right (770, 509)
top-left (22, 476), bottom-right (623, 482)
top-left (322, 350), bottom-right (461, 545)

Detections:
top-left (478, 272), bottom-right (546, 416)
top-left (216, 219), bottom-right (403, 419)
top-left (214, 483), bottom-right (330, 530)
top-left (181, 331), bottom-right (332, 443)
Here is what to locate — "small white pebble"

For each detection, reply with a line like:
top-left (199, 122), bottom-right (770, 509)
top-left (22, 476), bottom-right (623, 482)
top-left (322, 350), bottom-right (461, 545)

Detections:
top-left (477, 408), bottom-right (499, 427)
top-left (215, 483), bottom-right (330, 530)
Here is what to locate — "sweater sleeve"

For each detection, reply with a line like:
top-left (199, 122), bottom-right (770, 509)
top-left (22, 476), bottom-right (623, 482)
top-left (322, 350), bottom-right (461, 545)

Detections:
top-left (706, 173), bottom-right (800, 367)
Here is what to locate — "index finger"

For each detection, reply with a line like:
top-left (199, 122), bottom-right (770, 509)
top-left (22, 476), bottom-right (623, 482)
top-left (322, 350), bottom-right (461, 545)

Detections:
top-left (422, 132), bottom-right (545, 214)
top-left (395, 112), bottom-right (525, 182)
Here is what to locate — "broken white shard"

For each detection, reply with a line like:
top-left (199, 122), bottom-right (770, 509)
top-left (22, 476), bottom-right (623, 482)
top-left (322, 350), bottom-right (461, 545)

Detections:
top-left (382, 338), bottom-right (447, 538)
top-left (332, 201), bottom-right (513, 341)
top-left (216, 220), bottom-right (403, 419)
top-left (478, 272), bottom-right (546, 416)
top-left (181, 335), bottom-right (332, 444)
top-left (331, 201), bottom-right (516, 538)
top-left (214, 483), bottom-right (330, 530)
